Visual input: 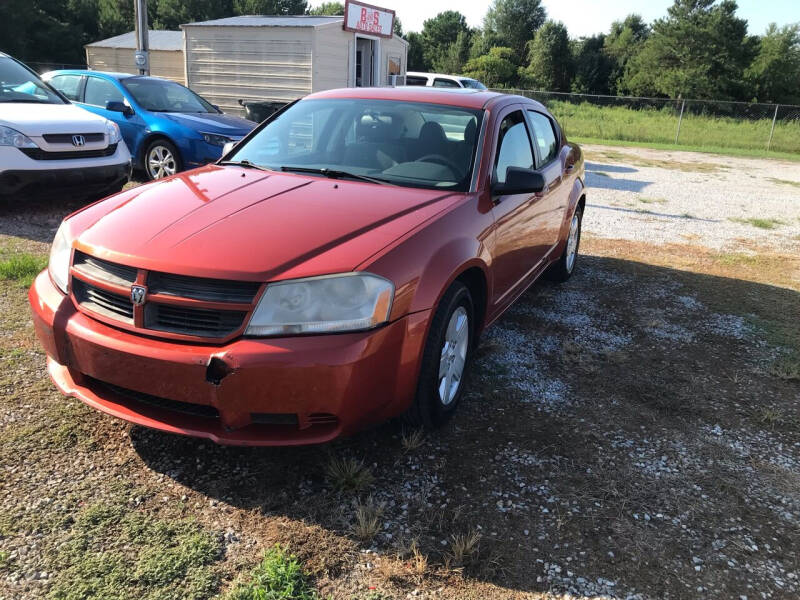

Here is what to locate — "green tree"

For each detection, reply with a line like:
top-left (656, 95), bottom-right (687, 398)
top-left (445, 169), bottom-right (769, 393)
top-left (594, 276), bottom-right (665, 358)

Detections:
top-left (469, 29), bottom-right (505, 60)
top-left (571, 34), bottom-right (614, 94)
top-left (233, 0), bottom-right (308, 14)
top-left (435, 30), bottom-right (472, 74)
top-left (603, 14), bottom-right (649, 94)
top-left (307, 1), bottom-right (343, 15)
top-left (420, 11), bottom-right (471, 73)
top-left (393, 16), bottom-right (403, 37)
top-left (483, 0), bottom-right (546, 59)
top-left (463, 46), bottom-right (516, 87)
top-left (745, 23), bottom-right (800, 103)
top-left (624, 0), bottom-right (757, 99)
top-left (406, 31), bottom-right (427, 70)
top-left (518, 20), bottom-right (572, 91)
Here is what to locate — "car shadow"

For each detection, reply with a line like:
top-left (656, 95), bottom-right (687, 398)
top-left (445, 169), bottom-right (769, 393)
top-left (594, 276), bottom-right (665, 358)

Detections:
top-left (585, 161), bottom-right (637, 174)
top-left (129, 254), bottom-right (800, 598)
top-left (585, 170), bottom-right (652, 193)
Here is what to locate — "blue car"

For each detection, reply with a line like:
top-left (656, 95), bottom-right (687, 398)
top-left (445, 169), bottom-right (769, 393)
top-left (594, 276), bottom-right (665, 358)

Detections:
top-left (43, 71), bottom-right (256, 180)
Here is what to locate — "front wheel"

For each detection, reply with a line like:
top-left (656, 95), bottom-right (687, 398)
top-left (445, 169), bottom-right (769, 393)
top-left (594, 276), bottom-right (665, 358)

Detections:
top-left (545, 206), bottom-right (583, 282)
top-left (144, 139), bottom-right (182, 180)
top-left (404, 281), bottom-right (474, 429)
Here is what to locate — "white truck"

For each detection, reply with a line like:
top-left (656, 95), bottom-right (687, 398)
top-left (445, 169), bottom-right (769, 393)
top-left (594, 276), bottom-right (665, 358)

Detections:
top-left (0, 52), bottom-right (131, 201)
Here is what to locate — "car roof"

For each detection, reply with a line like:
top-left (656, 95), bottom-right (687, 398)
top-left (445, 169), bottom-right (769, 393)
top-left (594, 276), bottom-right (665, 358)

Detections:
top-left (43, 69), bottom-right (135, 80)
top-left (305, 86), bottom-right (546, 112)
top-left (406, 72), bottom-right (473, 80)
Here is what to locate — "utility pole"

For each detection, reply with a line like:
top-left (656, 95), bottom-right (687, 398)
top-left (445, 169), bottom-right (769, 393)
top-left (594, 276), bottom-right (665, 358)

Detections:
top-left (134, 0), bottom-right (150, 76)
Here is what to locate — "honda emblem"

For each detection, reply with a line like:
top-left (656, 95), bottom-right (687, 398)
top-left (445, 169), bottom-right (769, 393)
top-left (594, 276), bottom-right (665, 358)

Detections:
top-left (72, 135), bottom-right (86, 147)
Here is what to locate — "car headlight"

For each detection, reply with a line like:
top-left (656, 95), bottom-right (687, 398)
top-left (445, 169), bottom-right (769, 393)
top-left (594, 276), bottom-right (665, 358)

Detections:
top-left (245, 273), bottom-right (394, 336)
top-left (202, 132), bottom-right (232, 146)
top-left (0, 125), bottom-right (37, 148)
top-left (48, 222), bottom-right (73, 294)
top-left (105, 121), bottom-right (121, 144)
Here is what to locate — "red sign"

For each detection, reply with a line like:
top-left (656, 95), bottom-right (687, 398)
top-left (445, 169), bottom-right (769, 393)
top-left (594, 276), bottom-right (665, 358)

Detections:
top-left (343, 0), bottom-right (395, 39)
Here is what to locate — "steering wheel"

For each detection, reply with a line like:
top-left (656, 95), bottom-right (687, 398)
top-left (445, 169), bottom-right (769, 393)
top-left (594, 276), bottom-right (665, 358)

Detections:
top-left (416, 154), bottom-right (463, 177)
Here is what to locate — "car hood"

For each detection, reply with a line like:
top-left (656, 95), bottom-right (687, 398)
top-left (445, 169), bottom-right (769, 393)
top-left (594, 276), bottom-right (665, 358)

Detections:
top-left (0, 102), bottom-right (109, 135)
top-left (159, 112), bottom-right (255, 136)
top-left (71, 165), bottom-right (461, 282)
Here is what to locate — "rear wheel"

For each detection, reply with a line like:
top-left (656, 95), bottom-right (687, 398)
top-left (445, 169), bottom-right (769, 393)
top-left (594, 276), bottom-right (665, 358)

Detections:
top-left (144, 139), bottom-right (181, 180)
top-left (404, 281), bottom-right (474, 428)
top-left (545, 206), bottom-right (583, 282)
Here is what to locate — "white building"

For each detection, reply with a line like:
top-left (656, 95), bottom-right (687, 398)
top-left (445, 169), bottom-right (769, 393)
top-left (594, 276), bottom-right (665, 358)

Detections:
top-left (181, 15), bottom-right (408, 115)
top-left (85, 30), bottom-right (185, 84)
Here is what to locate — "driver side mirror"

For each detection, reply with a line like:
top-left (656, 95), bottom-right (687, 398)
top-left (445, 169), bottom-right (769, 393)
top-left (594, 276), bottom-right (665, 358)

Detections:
top-left (106, 100), bottom-right (133, 116)
top-left (492, 166), bottom-right (546, 196)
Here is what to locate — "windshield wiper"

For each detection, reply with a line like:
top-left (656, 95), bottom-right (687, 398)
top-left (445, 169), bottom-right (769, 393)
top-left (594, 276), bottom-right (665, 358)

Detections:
top-left (280, 166), bottom-right (392, 185)
top-left (218, 159), bottom-right (271, 171)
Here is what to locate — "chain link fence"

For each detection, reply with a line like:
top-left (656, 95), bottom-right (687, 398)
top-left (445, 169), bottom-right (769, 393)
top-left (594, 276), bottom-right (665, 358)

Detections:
top-left (493, 89), bottom-right (800, 155)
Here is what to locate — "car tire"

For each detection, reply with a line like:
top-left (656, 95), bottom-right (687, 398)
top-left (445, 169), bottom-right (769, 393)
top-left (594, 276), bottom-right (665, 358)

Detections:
top-left (144, 139), bottom-right (182, 180)
top-left (545, 205), bottom-right (583, 283)
top-left (404, 281), bottom-right (474, 429)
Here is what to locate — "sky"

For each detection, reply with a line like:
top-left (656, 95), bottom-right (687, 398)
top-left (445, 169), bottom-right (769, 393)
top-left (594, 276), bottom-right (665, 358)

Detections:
top-left (313, 0), bottom-right (800, 36)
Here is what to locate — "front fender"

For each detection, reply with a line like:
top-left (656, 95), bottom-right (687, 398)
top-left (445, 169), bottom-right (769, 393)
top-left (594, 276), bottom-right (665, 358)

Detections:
top-left (363, 195), bottom-right (494, 327)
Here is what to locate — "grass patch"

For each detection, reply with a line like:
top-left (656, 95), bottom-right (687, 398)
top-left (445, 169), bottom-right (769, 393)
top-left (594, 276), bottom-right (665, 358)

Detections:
top-left (224, 545), bottom-right (319, 600)
top-left (325, 457), bottom-right (374, 493)
top-left (770, 354), bottom-right (800, 381)
top-left (638, 197), bottom-right (667, 205)
top-left (353, 497), bottom-right (384, 542)
top-left (527, 100), bottom-right (800, 156)
top-left (0, 253), bottom-right (47, 286)
top-left (47, 502), bottom-right (221, 600)
top-left (728, 217), bottom-right (784, 230)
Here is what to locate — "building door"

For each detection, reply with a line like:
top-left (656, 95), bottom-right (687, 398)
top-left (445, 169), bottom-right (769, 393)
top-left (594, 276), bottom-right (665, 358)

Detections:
top-left (355, 37), bottom-right (374, 87)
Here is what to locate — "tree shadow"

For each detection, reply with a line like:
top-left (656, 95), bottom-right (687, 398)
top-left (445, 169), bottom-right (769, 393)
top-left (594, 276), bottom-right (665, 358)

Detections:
top-left (127, 255), bottom-right (800, 598)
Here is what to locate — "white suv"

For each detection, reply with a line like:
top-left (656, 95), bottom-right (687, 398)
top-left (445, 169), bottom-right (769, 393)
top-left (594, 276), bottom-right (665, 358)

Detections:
top-left (405, 72), bottom-right (487, 90)
top-left (0, 53), bottom-right (131, 200)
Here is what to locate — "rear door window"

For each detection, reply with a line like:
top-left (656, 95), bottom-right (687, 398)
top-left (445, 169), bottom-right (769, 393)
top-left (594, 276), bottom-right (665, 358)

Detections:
top-left (405, 75), bottom-right (427, 86)
top-left (433, 78), bottom-right (461, 88)
top-left (527, 110), bottom-right (559, 166)
top-left (48, 74), bottom-right (83, 101)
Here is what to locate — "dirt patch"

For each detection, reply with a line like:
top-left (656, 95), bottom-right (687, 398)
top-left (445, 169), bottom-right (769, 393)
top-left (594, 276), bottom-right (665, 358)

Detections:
top-left (1, 150), bottom-right (799, 599)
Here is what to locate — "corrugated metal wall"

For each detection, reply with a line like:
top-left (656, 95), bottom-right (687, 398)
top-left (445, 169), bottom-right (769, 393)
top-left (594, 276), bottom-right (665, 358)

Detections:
top-left (85, 48), bottom-right (185, 84)
top-left (184, 26), bottom-right (313, 115)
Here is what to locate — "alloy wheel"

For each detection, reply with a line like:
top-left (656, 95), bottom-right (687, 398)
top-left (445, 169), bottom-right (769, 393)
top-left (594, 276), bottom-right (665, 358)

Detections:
top-left (566, 213), bottom-right (580, 273)
top-left (147, 145), bottom-right (177, 179)
top-left (438, 306), bottom-right (469, 405)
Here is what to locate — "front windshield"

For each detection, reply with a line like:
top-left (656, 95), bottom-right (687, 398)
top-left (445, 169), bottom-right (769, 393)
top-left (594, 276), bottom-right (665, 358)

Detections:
top-left (229, 99), bottom-right (483, 191)
top-left (460, 79), bottom-right (487, 90)
top-left (122, 77), bottom-right (217, 113)
top-left (0, 58), bottom-right (65, 104)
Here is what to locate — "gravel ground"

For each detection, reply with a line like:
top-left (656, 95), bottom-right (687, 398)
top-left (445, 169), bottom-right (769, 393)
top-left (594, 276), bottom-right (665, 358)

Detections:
top-left (582, 144), bottom-right (800, 252)
top-left (1, 146), bottom-right (799, 600)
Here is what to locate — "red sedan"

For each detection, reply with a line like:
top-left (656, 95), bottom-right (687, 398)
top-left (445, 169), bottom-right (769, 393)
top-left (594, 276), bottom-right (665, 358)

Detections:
top-left (29, 87), bottom-right (586, 446)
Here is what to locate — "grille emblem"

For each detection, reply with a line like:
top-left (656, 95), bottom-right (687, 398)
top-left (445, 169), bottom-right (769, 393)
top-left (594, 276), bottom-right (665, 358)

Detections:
top-left (72, 135), bottom-right (86, 147)
top-left (130, 285), bottom-right (147, 306)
